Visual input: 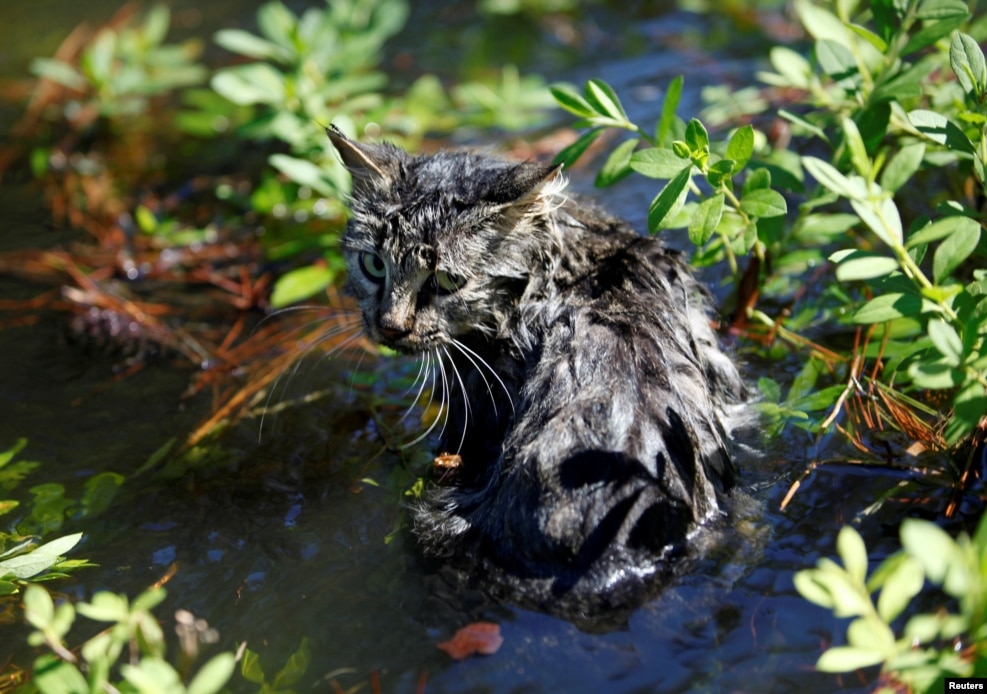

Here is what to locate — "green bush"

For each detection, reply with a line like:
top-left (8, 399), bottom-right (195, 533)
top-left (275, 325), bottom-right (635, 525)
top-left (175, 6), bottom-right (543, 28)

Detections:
top-left (795, 516), bottom-right (987, 691)
top-left (551, 0), bottom-right (987, 447)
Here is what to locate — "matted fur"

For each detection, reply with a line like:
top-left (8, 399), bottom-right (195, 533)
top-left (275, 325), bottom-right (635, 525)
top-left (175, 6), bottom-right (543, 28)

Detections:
top-left (328, 127), bottom-right (748, 615)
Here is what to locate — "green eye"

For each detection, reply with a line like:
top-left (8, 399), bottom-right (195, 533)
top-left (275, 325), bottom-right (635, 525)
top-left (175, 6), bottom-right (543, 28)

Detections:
top-left (435, 270), bottom-right (467, 293)
top-left (360, 252), bottom-right (387, 282)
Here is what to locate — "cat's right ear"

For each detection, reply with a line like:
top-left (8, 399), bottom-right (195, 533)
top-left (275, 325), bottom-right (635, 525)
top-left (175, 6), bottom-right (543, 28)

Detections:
top-left (326, 125), bottom-right (392, 185)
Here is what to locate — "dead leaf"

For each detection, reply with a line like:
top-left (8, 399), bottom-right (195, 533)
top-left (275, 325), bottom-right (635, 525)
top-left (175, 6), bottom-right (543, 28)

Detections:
top-left (433, 453), bottom-right (462, 469)
top-left (436, 622), bottom-right (503, 660)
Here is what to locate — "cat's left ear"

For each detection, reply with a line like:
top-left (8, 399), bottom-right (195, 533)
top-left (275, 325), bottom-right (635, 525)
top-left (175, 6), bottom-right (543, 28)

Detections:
top-left (325, 125), bottom-right (393, 184)
top-left (484, 162), bottom-right (564, 206)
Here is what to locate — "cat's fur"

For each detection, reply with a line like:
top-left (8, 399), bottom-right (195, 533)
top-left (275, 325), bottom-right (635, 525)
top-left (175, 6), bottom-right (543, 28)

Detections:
top-left (327, 126), bottom-right (747, 614)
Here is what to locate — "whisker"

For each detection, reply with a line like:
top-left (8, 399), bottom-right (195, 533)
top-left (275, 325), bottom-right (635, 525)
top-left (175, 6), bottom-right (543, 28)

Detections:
top-left (253, 306), bottom-right (361, 335)
top-left (259, 320), bottom-right (364, 440)
top-left (400, 348), bottom-right (444, 449)
top-left (449, 341), bottom-right (497, 418)
top-left (397, 351), bottom-right (431, 425)
top-left (442, 345), bottom-right (470, 455)
top-left (435, 347), bottom-right (452, 444)
top-left (451, 339), bottom-right (516, 417)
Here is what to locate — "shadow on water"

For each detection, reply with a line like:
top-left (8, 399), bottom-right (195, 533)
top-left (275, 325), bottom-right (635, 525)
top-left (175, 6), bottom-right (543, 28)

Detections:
top-left (0, 1), bottom-right (966, 692)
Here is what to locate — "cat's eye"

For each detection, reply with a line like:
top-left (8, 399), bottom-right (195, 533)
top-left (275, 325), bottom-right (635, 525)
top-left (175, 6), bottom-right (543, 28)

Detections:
top-left (359, 252), bottom-right (387, 282)
top-left (435, 270), bottom-right (468, 294)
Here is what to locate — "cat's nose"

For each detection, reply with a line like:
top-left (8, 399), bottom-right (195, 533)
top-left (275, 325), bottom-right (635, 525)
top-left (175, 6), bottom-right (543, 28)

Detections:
top-left (379, 323), bottom-right (411, 341)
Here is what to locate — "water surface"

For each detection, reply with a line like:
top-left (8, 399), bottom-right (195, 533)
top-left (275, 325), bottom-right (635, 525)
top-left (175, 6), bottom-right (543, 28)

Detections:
top-left (0, 2), bottom-right (925, 691)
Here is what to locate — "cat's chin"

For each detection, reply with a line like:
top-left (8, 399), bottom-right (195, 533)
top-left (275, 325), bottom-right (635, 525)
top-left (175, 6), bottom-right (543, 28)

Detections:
top-left (375, 337), bottom-right (438, 355)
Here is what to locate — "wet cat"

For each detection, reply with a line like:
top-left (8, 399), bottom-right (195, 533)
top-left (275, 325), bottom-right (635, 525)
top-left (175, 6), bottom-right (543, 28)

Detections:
top-left (327, 126), bottom-right (748, 615)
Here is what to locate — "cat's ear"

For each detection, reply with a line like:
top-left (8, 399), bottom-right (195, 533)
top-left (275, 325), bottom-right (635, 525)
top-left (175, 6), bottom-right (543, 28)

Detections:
top-left (484, 162), bottom-right (566, 218)
top-left (326, 125), bottom-right (394, 184)
top-left (483, 162), bottom-right (564, 206)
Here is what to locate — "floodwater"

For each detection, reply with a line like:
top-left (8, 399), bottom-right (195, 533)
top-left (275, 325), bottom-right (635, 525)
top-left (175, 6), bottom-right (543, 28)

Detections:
top-left (0, 1), bottom-right (962, 692)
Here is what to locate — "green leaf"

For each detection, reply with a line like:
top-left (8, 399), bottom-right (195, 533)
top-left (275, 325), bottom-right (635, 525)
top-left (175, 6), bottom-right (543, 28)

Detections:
top-left (908, 109), bottom-right (975, 153)
top-left (0, 438), bottom-right (28, 469)
top-left (816, 646), bottom-right (886, 672)
top-left (32, 655), bottom-right (90, 694)
top-left (933, 220), bottom-right (981, 284)
top-left (705, 159), bottom-right (735, 188)
top-left (240, 648), bottom-right (266, 684)
top-left (928, 318), bottom-right (964, 364)
top-left (793, 570), bottom-right (835, 608)
top-left (833, 252), bottom-right (899, 281)
top-left (647, 166), bottom-right (691, 233)
top-left (842, 118), bottom-right (871, 177)
top-left (757, 377), bottom-right (782, 403)
top-left (629, 147), bottom-right (688, 180)
top-left (77, 591), bottom-right (130, 622)
top-left (946, 380), bottom-right (987, 445)
top-left (270, 263), bottom-right (336, 308)
top-left (876, 555), bottom-right (925, 623)
top-left (29, 58), bottom-right (87, 91)
top-left (269, 154), bottom-right (334, 197)
top-left (908, 361), bottom-right (964, 389)
top-left (23, 584), bottom-right (55, 628)
top-left (951, 32), bottom-right (987, 98)
top-left (595, 138), bottom-right (638, 188)
top-left (656, 76), bottom-right (683, 147)
top-left (904, 613), bottom-right (947, 644)
top-left (272, 637), bottom-right (311, 687)
top-left (553, 128), bottom-right (602, 168)
top-left (916, 0), bottom-right (969, 20)
top-left (777, 109), bottom-right (829, 142)
top-left (550, 84), bottom-right (595, 118)
top-left (742, 168), bottom-right (772, 194)
top-left (852, 293), bottom-right (925, 323)
top-left (803, 156), bottom-right (865, 199)
top-left (210, 64), bottom-right (285, 106)
top-left (142, 4), bottom-right (170, 45)
top-left (794, 0), bottom-right (848, 43)
top-left (847, 22), bottom-right (887, 52)
top-left (214, 29), bottom-right (290, 62)
top-left (807, 559), bottom-right (872, 617)
top-left (584, 79), bottom-right (627, 121)
top-left (81, 472), bottom-right (125, 517)
top-left (765, 47), bottom-right (812, 89)
top-left (685, 118), bottom-right (709, 155)
top-left (906, 215), bottom-right (977, 249)
top-left (815, 39), bottom-right (859, 87)
top-left (740, 189), bottom-right (787, 218)
top-left (725, 125), bottom-right (754, 171)
top-left (0, 579), bottom-right (19, 596)
top-left (902, 14), bottom-right (967, 55)
top-left (187, 653), bottom-right (237, 694)
top-left (0, 532), bottom-right (83, 580)
top-left (846, 615), bottom-right (895, 654)
top-left (836, 526), bottom-right (868, 584)
top-left (688, 194), bottom-right (724, 246)
top-left (85, 28), bottom-right (115, 83)
top-left (121, 657), bottom-right (182, 694)
top-left (900, 518), bottom-right (955, 584)
top-left (131, 586), bottom-right (168, 613)
top-left (850, 195), bottom-right (903, 247)
top-left (256, 0), bottom-right (297, 47)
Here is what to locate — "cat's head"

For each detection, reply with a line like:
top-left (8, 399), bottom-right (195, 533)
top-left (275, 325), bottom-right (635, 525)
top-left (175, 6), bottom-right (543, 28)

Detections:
top-left (327, 126), bottom-right (564, 353)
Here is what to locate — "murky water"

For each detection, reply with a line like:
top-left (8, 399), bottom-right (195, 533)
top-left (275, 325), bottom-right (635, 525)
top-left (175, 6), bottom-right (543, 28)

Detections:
top-left (0, 2), bottom-right (951, 691)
